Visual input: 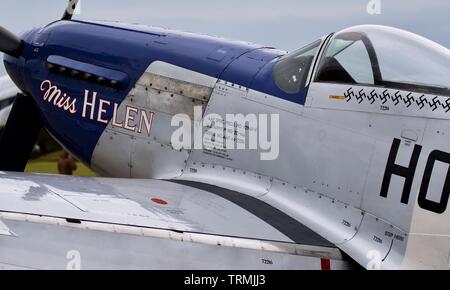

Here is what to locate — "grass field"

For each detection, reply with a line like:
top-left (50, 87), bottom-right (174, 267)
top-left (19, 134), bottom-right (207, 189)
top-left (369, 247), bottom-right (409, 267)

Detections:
top-left (25, 151), bottom-right (96, 177)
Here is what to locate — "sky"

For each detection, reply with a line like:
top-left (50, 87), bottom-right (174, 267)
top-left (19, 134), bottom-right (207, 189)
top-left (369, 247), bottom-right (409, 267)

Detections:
top-left (1, 0), bottom-right (449, 75)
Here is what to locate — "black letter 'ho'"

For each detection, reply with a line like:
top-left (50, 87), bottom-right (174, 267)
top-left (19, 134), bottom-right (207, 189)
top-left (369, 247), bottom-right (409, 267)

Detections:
top-left (418, 150), bottom-right (450, 214)
top-left (380, 139), bottom-right (422, 205)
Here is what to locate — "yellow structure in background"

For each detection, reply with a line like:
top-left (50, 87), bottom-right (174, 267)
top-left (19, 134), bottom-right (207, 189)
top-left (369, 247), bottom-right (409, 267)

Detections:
top-left (25, 151), bottom-right (96, 177)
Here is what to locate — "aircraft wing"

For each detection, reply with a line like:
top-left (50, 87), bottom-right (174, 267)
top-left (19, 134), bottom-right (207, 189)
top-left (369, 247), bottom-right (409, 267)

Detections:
top-left (0, 171), bottom-right (350, 270)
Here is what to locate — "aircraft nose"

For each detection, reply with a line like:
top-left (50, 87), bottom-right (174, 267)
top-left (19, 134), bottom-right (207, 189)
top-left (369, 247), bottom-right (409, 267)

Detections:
top-left (0, 1), bottom-right (81, 173)
top-left (0, 27), bottom-right (46, 172)
top-left (1, 27), bottom-right (24, 92)
top-left (2, 27), bottom-right (43, 93)
top-left (4, 52), bottom-right (26, 92)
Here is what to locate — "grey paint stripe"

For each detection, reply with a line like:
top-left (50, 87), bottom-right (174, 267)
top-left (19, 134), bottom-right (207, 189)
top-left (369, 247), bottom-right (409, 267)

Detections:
top-left (171, 180), bottom-right (334, 248)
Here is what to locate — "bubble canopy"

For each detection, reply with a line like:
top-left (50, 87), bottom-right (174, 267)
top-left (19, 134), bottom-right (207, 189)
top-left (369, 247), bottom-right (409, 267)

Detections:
top-left (274, 25), bottom-right (450, 96)
top-left (315, 25), bottom-right (450, 96)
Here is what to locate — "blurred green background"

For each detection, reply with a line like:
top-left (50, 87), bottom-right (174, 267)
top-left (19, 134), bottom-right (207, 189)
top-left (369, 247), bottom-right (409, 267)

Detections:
top-left (25, 130), bottom-right (96, 176)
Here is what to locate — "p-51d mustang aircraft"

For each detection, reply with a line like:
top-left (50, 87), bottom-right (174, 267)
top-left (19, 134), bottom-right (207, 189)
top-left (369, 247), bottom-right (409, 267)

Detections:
top-left (0, 0), bottom-right (449, 270)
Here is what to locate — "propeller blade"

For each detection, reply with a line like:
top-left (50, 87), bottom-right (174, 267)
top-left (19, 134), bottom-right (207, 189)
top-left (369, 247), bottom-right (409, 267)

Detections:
top-left (0, 26), bottom-right (22, 56)
top-left (0, 0), bottom-right (84, 172)
top-left (62, 0), bottom-right (80, 20)
top-left (0, 93), bottom-right (42, 172)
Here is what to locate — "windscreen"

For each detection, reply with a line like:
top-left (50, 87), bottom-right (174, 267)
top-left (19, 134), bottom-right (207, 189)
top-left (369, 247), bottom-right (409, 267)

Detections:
top-left (273, 40), bottom-right (322, 94)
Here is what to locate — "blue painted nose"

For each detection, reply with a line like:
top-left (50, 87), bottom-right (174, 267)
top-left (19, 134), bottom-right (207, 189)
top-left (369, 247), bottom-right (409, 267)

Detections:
top-left (3, 27), bottom-right (44, 94)
top-left (4, 53), bottom-right (26, 92)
